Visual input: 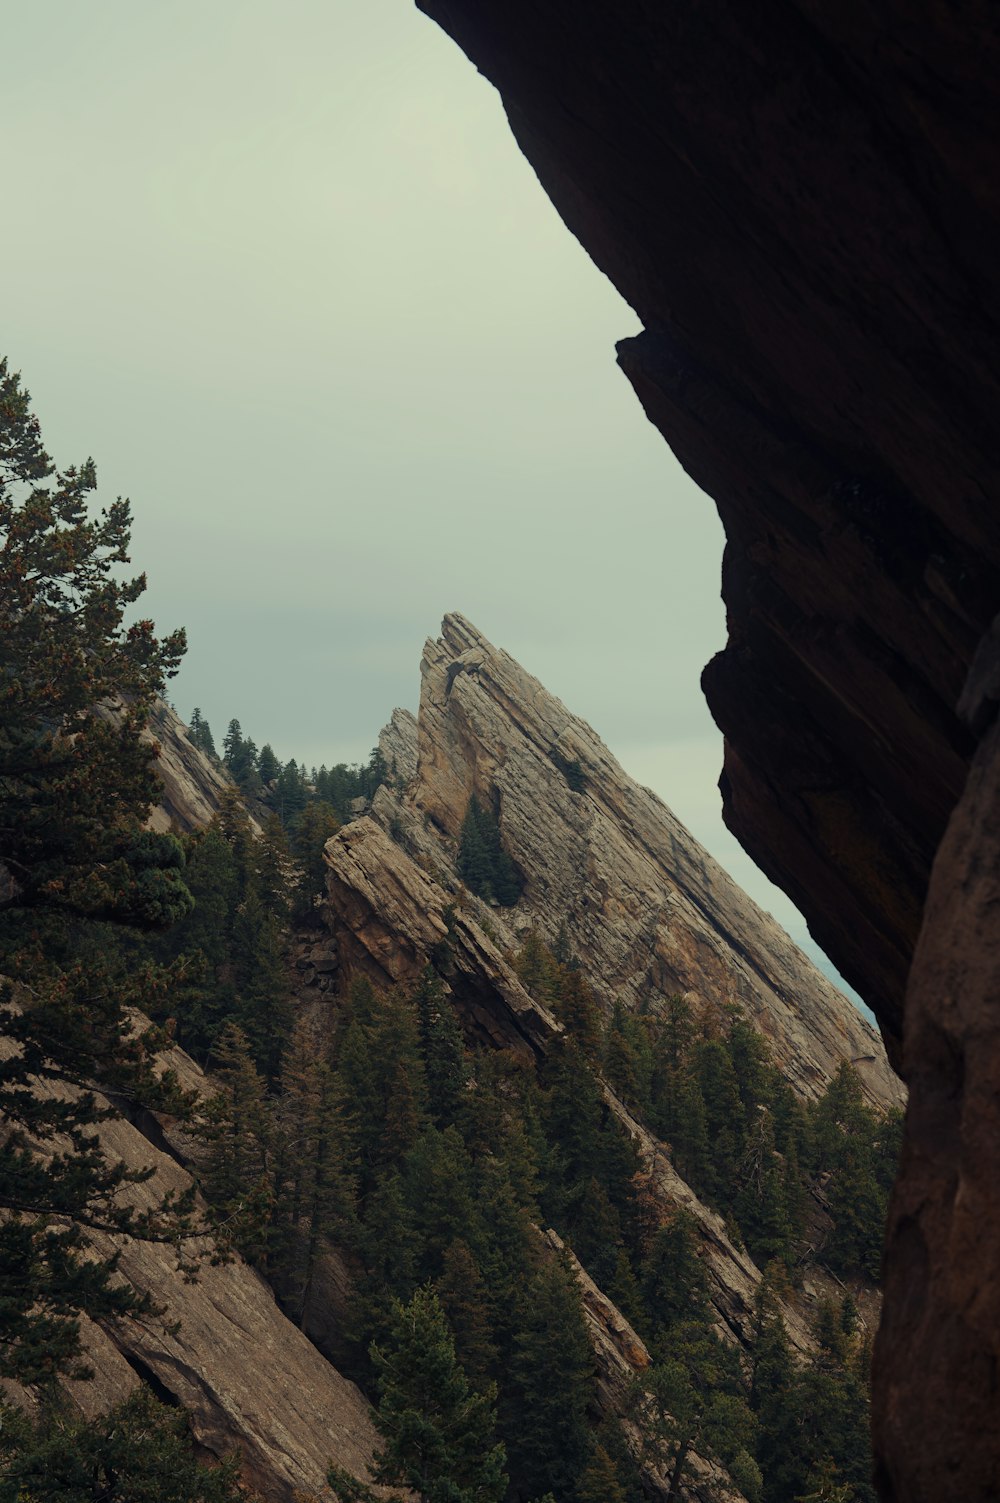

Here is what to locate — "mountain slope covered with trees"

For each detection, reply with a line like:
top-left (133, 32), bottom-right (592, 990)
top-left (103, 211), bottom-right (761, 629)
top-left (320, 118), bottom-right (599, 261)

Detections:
top-left (0, 361), bottom-right (901, 1502)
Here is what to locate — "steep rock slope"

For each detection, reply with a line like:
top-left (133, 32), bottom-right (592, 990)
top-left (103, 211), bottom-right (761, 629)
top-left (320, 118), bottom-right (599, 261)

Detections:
top-left (3, 1029), bottom-right (382, 1502)
top-left (365, 614), bottom-right (900, 1113)
top-left (415, 2), bottom-right (1000, 1059)
top-left (143, 702), bottom-right (236, 834)
top-left (322, 618), bottom-right (898, 1355)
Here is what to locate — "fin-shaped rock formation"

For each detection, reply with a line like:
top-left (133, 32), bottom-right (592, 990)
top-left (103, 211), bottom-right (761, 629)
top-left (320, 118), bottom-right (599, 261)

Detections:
top-left (322, 615), bottom-right (899, 1397)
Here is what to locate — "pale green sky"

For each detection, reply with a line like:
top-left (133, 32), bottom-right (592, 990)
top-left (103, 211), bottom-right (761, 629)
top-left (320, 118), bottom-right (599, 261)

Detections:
top-left (5, 0), bottom-right (857, 995)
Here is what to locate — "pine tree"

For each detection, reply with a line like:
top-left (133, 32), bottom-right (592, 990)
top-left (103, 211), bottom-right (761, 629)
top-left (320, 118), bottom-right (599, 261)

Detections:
top-left (401, 1126), bottom-right (480, 1280)
top-left (335, 984), bottom-right (428, 1194)
top-left (291, 798), bottom-right (340, 919)
top-left (272, 1016), bottom-right (356, 1321)
top-left (436, 1239), bottom-right (499, 1395)
top-left (515, 928), bottom-right (560, 1004)
top-left (196, 1024), bottom-right (274, 1267)
top-left (639, 1212), bottom-right (711, 1346)
top-left (275, 758), bottom-right (309, 824)
top-left (695, 1038), bottom-right (745, 1203)
top-left (571, 1176), bottom-right (625, 1290)
top-left (457, 797), bottom-right (494, 899)
top-left (0, 1387), bottom-right (248, 1502)
top-left (577, 1444), bottom-right (628, 1503)
top-left (188, 707), bottom-right (218, 759)
top-left (256, 811), bottom-right (293, 920)
top-left (504, 1251), bottom-right (593, 1501)
top-left (604, 1001), bottom-right (642, 1105)
top-left (414, 966), bottom-right (467, 1127)
top-left (0, 358), bottom-right (199, 1381)
top-left (552, 966), bottom-right (603, 1061)
top-left (457, 796), bottom-right (522, 906)
top-left (257, 742), bottom-right (280, 784)
top-left (356, 1286), bottom-right (507, 1503)
top-left (230, 886), bottom-right (293, 1078)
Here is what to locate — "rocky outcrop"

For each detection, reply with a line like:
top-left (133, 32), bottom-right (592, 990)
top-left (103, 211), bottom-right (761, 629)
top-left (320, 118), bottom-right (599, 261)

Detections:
top-left (378, 706), bottom-right (419, 786)
top-left (6, 1034), bottom-right (381, 1502)
top-left (322, 619), bottom-right (896, 1369)
top-left (145, 702), bottom-right (237, 835)
top-left (366, 615), bottom-right (900, 1113)
top-left (324, 811), bottom-right (813, 1361)
top-left (414, 3), bottom-right (1000, 1063)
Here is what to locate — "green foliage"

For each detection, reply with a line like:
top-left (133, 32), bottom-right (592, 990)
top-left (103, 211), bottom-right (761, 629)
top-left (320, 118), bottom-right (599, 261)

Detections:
top-left (0, 360), bottom-right (189, 933)
top-left (335, 1286), bottom-right (507, 1503)
top-left (457, 796), bottom-right (522, 906)
top-left (414, 966), bottom-right (468, 1127)
top-left (808, 1063), bottom-right (899, 1280)
top-left (0, 1387), bottom-right (247, 1502)
top-left (146, 792), bottom-right (293, 1073)
top-left (504, 1251), bottom-right (593, 1501)
top-left (196, 1023), bottom-right (275, 1267)
top-left (188, 707), bottom-right (218, 760)
top-left (576, 1443), bottom-right (627, 1503)
top-left (435, 1240), bottom-right (499, 1395)
top-left (549, 751), bottom-right (586, 793)
top-left (0, 359), bottom-right (203, 1384)
top-left (222, 719), bottom-right (262, 796)
top-left (314, 746), bottom-right (388, 823)
top-left (271, 1015), bottom-right (356, 1321)
top-left (290, 798), bottom-right (340, 921)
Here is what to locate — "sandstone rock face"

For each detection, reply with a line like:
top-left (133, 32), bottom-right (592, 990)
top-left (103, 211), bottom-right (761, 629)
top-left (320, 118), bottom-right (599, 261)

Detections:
top-left (145, 702), bottom-right (237, 835)
top-left (322, 617), bottom-right (895, 1377)
top-left (374, 615), bottom-right (901, 1113)
top-left (378, 706), bottom-right (419, 785)
top-left (415, 3), bottom-right (1000, 1059)
top-left (7, 1037), bottom-right (381, 1502)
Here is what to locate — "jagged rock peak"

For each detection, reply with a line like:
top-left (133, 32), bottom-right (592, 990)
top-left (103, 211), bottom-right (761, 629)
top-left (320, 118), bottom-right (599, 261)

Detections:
top-left (368, 616), bottom-right (901, 1112)
top-left (377, 705), bottom-right (418, 785)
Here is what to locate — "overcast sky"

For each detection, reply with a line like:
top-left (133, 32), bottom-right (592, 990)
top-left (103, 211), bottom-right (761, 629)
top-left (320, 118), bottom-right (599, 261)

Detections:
top-left (6, 1), bottom-right (860, 998)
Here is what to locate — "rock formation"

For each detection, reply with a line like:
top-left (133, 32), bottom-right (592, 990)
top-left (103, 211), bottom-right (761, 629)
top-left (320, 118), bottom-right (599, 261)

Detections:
top-left (144, 702), bottom-right (238, 835)
top-left (3, 1030), bottom-right (382, 1503)
top-left (322, 615), bottom-right (899, 1366)
top-left (345, 615), bottom-right (900, 1113)
top-left (407, 12), bottom-right (1000, 1496)
top-left (543, 1229), bottom-right (749, 1503)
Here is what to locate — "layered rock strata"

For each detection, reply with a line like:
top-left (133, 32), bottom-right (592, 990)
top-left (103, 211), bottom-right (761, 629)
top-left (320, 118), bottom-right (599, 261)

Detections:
top-left (364, 614), bottom-right (900, 1113)
top-left (144, 702), bottom-right (237, 835)
top-left (2, 1031), bottom-right (381, 1502)
top-left (322, 617), bottom-right (898, 1369)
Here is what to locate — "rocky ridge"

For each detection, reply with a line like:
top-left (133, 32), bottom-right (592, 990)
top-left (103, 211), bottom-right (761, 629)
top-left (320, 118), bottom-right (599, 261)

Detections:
top-left (321, 617), bottom-right (899, 1361)
top-left (361, 614), bottom-right (900, 1113)
top-left (414, 1), bottom-right (1000, 1061)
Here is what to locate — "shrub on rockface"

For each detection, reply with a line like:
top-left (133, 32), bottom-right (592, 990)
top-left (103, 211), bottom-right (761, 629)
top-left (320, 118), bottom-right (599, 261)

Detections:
top-left (457, 796), bottom-right (522, 906)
